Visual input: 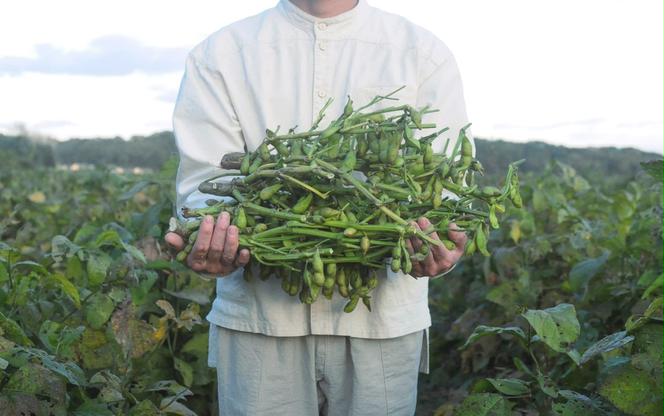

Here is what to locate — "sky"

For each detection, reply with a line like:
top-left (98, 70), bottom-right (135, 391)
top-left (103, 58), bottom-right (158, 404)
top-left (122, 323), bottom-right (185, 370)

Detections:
top-left (1, 1), bottom-right (662, 154)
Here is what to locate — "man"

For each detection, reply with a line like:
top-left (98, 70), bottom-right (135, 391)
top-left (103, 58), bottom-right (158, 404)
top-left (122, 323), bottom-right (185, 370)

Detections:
top-left (165, 0), bottom-right (471, 414)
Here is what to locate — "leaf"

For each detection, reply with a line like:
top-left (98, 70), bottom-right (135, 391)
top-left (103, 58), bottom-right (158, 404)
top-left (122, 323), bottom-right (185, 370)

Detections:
top-left (128, 400), bottom-right (161, 416)
top-left (460, 325), bottom-right (527, 350)
top-left (84, 293), bottom-right (115, 329)
top-left (160, 399), bottom-right (198, 416)
top-left (0, 311), bottom-right (32, 345)
top-left (156, 299), bottom-right (176, 319)
top-left (28, 191), bottom-right (46, 203)
top-left (599, 363), bottom-right (662, 415)
top-left (579, 331), bottom-right (634, 364)
top-left (568, 251), bottom-right (609, 293)
top-left (163, 287), bottom-right (211, 305)
top-left (110, 301), bottom-right (158, 359)
top-left (486, 378), bottom-right (530, 396)
top-left (86, 252), bottom-right (112, 287)
top-left (73, 400), bottom-right (115, 416)
top-left (0, 356), bottom-right (8, 369)
top-left (455, 393), bottom-right (513, 416)
top-left (522, 303), bottom-right (580, 352)
top-left (174, 357), bottom-right (194, 387)
top-left (536, 374), bottom-right (559, 398)
top-left (640, 159), bottom-right (663, 181)
top-left (642, 273), bottom-right (663, 299)
top-left (119, 180), bottom-right (153, 201)
top-left (51, 235), bottom-right (81, 263)
top-left (52, 273), bottom-right (81, 308)
top-left (626, 297), bottom-right (663, 332)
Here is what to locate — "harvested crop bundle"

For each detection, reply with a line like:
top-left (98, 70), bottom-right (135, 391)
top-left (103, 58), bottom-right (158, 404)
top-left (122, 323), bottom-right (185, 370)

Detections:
top-left (169, 88), bottom-right (523, 312)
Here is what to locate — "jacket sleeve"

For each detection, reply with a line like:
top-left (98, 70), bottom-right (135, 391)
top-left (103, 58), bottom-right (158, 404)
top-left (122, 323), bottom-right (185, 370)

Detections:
top-left (416, 48), bottom-right (474, 279)
top-left (417, 50), bottom-right (475, 162)
top-left (172, 51), bottom-right (246, 219)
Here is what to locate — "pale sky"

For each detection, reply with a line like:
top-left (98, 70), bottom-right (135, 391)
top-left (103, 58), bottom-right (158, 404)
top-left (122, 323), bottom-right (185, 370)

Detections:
top-left (1, 1), bottom-right (662, 154)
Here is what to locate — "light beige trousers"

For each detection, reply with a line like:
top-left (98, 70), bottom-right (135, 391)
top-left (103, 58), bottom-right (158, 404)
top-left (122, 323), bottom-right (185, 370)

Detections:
top-left (208, 325), bottom-right (426, 416)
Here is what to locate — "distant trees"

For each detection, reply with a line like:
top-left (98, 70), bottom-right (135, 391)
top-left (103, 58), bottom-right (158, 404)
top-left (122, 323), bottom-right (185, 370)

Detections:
top-left (1, 132), bottom-right (659, 184)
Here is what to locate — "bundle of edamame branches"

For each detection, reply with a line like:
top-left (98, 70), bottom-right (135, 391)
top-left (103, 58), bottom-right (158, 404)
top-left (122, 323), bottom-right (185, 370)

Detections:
top-left (169, 89), bottom-right (523, 312)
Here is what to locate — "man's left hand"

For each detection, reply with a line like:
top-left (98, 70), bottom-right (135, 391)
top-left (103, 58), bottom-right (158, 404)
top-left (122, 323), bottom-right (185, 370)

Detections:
top-left (404, 217), bottom-right (467, 278)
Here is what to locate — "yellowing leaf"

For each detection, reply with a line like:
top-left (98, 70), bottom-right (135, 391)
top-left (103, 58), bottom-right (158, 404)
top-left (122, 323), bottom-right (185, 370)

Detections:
top-left (28, 191), bottom-right (46, 203)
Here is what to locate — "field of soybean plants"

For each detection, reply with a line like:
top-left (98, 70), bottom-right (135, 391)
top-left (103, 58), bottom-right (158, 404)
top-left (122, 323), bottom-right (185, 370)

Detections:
top-left (0, 152), bottom-right (661, 415)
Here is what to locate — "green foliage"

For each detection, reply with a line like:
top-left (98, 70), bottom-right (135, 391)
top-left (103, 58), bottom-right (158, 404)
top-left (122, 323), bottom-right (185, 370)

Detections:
top-left (0, 163), bottom-right (216, 415)
top-left (0, 139), bottom-right (661, 415)
top-left (425, 159), bottom-right (663, 415)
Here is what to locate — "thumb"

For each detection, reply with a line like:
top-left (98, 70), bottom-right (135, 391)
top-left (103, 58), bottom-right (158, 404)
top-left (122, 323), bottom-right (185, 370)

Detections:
top-left (164, 232), bottom-right (185, 251)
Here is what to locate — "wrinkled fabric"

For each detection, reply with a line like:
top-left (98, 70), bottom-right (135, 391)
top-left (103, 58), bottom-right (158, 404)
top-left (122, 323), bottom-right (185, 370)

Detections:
top-left (173, 0), bottom-right (472, 339)
top-left (210, 325), bottom-right (425, 416)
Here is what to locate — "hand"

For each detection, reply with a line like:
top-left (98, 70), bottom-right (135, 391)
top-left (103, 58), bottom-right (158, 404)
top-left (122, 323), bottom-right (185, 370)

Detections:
top-left (404, 217), bottom-right (467, 278)
top-left (164, 212), bottom-right (251, 275)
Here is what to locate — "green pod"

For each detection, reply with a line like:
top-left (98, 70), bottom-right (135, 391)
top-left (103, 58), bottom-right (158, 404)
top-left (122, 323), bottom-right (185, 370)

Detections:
top-left (357, 135), bottom-right (368, 157)
top-left (421, 176), bottom-right (434, 201)
top-left (253, 223), bottom-right (268, 233)
top-left (281, 272), bottom-right (291, 293)
top-left (320, 123), bottom-right (342, 140)
top-left (312, 249), bottom-right (324, 274)
top-left (442, 239), bottom-right (456, 250)
top-left (343, 227), bottom-right (358, 237)
top-left (289, 274), bottom-right (301, 296)
top-left (303, 266), bottom-right (313, 288)
top-left (344, 295), bottom-right (360, 313)
top-left (325, 263), bottom-right (337, 280)
top-left (345, 210), bottom-right (358, 223)
top-left (318, 207), bottom-right (340, 218)
top-left (409, 106), bottom-right (422, 128)
top-left (464, 237), bottom-right (476, 256)
top-left (432, 189), bottom-right (442, 208)
top-left (350, 268), bottom-right (363, 289)
top-left (368, 131), bottom-right (380, 154)
top-left (259, 266), bottom-right (272, 281)
top-left (367, 271), bottom-right (378, 289)
top-left (422, 143), bottom-right (433, 165)
top-left (235, 207), bottom-right (248, 229)
top-left (475, 224), bottom-right (490, 257)
top-left (259, 143), bottom-right (270, 161)
top-left (322, 286), bottom-right (334, 300)
top-left (360, 235), bottom-right (370, 254)
top-left (292, 193), bottom-right (313, 214)
top-left (386, 132), bottom-right (401, 164)
top-left (362, 296), bottom-right (372, 312)
top-left (402, 248), bottom-right (413, 274)
top-left (312, 265), bottom-right (325, 287)
top-left (343, 97), bottom-right (354, 117)
top-left (482, 186), bottom-right (502, 198)
top-left (248, 156), bottom-right (263, 174)
top-left (390, 257), bottom-right (401, 273)
top-left (240, 153), bottom-right (252, 175)
top-left (289, 139), bottom-right (303, 157)
top-left (274, 141), bottom-right (289, 156)
top-left (340, 145), bottom-right (357, 172)
top-left (259, 183), bottom-right (283, 200)
top-left (489, 204), bottom-right (499, 229)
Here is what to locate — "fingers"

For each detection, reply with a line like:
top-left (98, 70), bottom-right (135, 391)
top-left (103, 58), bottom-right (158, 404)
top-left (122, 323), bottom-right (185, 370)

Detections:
top-left (447, 222), bottom-right (467, 251)
top-left (417, 217), bottom-right (447, 263)
top-left (207, 212), bottom-right (231, 264)
top-left (404, 238), bottom-right (424, 277)
top-left (188, 215), bottom-right (215, 271)
top-left (222, 225), bottom-right (240, 265)
top-left (235, 248), bottom-right (251, 267)
top-left (164, 232), bottom-right (184, 251)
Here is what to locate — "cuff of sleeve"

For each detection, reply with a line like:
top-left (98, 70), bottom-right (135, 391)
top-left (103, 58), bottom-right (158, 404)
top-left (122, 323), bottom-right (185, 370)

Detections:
top-left (429, 262), bottom-right (457, 280)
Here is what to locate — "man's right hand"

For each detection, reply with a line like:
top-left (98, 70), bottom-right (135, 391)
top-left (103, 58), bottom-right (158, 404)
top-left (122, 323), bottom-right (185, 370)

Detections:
top-left (164, 212), bottom-right (251, 275)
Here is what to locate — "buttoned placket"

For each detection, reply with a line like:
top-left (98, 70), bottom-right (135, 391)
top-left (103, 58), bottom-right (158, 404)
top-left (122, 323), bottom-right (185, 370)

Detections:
top-left (310, 19), bottom-right (333, 334)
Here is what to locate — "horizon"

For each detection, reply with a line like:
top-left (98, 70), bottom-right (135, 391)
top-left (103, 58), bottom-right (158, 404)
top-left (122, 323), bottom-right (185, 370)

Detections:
top-left (1, 0), bottom-right (662, 154)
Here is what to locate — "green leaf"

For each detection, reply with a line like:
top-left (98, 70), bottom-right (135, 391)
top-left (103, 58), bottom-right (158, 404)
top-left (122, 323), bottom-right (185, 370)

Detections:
top-left (568, 251), bottom-right (609, 293)
top-left (537, 374), bottom-right (559, 398)
top-left (86, 252), bottom-right (112, 287)
top-left (486, 378), bottom-right (530, 396)
top-left (51, 235), bottom-right (81, 263)
top-left (0, 311), bottom-right (32, 345)
top-left (599, 363), bottom-right (662, 416)
top-left (51, 273), bottom-right (81, 308)
top-left (128, 400), bottom-right (160, 416)
top-left (73, 400), bottom-right (114, 416)
top-left (642, 273), bottom-right (663, 299)
top-left (84, 293), bottom-right (115, 329)
top-left (456, 393), bottom-right (513, 416)
top-left (552, 390), bottom-right (602, 416)
top-left (160, 399), bottom-right (198, 416)
top-left (522, 303), bottom-right (580, 352)
top-left (460, 325), bottom-right (527, 350)
top-left (163, 287), bottom-right (211, 305)
top-left (579, 331), bottom-right (634, 364)
top-left (640, 159), bottom-right (663, 181)
top-left (174, 357), bottom-right (194, 387)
